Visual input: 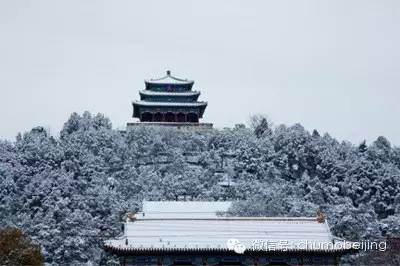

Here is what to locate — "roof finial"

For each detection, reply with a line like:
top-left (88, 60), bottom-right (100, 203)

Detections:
top-left (166, 70), bottom-right (171, 76)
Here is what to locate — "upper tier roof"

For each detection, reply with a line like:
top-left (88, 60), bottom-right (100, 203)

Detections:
top-left (140, 201), bottom-right (232, 219)
top-left (145, 70), bottom-right (194, 85)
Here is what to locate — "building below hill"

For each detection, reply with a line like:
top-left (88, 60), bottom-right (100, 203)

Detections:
top-left (128, 71), bottom-right (212, 129)
top-left (104, 201), bottom-right (355, 265)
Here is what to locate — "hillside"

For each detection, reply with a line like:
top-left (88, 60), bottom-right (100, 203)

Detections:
top-left (1, 112), bottom-right (400, 265)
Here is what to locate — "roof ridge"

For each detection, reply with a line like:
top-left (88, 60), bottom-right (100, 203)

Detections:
top-left (145, 71), bottom-right (194, 84)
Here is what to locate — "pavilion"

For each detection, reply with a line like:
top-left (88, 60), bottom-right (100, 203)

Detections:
top-left (128, 71), bottom-right (212, 128)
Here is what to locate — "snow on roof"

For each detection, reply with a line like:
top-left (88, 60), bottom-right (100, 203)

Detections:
top-left (139, 90), bottom-right (200, 97)
top-left (104, 201), bottom-right (348, 252)
top-left (145, 71), bottom-right (194, 85)
top-left (105, 218), bottom-right (339, 252)
top-left (132, 100), bottom-right (207, 107)
top-left (141, 201), bottom-right (232, 219)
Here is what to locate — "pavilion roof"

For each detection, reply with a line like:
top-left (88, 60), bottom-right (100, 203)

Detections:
top-left (145, 71), bottom-right (194, 85)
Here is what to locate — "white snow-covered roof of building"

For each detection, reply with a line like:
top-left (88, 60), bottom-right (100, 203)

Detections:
top-left (132, 100), bottom-right (207, 107)
top-left (104, 201), bottom-right (353, 253)
top-left (140, 201), bottom-right (232, 219)
top-left (139, 90), bottom-right (200, 97)
top-left (105, 217), bottom-right (342, 252)
top-left (145, 71), bottom-right (194, 85)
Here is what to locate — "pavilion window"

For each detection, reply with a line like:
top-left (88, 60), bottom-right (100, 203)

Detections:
top-left (141, 112), bottom-right (153, 122)
top-left (154, 112), bottom-right (163, 122)
top-left (177, 113), bottom-right (186, 122)
top-left (165, 112), bottom-right (175, 122)
top-left (187, 113), bottom-right (199, 123)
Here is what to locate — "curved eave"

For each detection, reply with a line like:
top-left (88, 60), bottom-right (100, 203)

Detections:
top-left (144, 79), bottom-right (194, 86)
top-left (132, 101), bottom-right (207, 118)
top-left (132, 101), bottom-right (207, 107)
top-left (139, 90), bottom-right (200, 97)
top-left (104, 245), bottom-right (357, 255)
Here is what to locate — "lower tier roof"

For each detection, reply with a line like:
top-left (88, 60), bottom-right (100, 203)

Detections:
top-left (105, 218), bottom-right (341, 252)
top-left (132, 101), bottom-right (208, 118)
top-left (104, 201), bottom-right (355, 254)
top-left (132, 100), bottom-right (207, 107)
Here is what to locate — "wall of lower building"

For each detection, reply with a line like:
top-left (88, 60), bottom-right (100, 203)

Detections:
top-left (126, 122), bottom-right (213, 130)
top-left (118, 254), bottom-right (340, 266)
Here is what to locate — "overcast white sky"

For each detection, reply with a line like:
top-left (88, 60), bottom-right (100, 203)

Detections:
top-left (0, 0), bottom-right (399, 145)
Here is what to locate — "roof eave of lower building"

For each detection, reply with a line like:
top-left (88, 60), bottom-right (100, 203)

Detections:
top-left (104, 245), bottom-right (358, 255)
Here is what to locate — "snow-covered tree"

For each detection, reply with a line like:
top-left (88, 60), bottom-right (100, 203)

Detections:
top-left (1, 112), bottom-right (399, 264)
